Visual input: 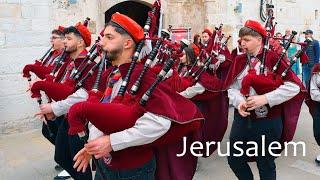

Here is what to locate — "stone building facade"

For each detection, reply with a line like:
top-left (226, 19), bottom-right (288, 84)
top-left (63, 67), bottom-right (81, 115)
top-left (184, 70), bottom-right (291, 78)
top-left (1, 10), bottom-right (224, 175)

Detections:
top-left (0, 0), bottom-right (319, 134)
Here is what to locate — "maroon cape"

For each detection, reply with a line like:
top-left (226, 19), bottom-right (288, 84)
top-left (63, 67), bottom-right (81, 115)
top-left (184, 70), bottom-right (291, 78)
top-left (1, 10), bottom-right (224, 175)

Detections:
top-left (190, 67), bottom-right (228, 157)
top-left (165, 66), bottom-right (229, 157)
top-left (213, 46), bottom-right (233, 80)
top-left (120, 63), bottom-right (204, 180)
top-left (224, 50), bottom-right (306, 146)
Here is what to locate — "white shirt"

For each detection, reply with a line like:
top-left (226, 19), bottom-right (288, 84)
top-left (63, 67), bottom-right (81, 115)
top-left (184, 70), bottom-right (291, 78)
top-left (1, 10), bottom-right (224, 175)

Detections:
top-left (179, 82), bottom-right (206, 99)
top-left (227, 61), bottom-right (300, 109)
top-left (310, 72), bottom-right (320, 102)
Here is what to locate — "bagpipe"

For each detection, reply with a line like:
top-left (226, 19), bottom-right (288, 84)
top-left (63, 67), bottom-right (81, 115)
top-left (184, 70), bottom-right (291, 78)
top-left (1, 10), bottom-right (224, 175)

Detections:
top-left (165, 33), bottom-right (231, 97)
top-left (28, 46), bottom-right (67, 137)
top-left (22, 46), bottom-right (55, 82)
top-left (207, 24), bottom-right (232, 70)
top-left (67, 53), bottom-right (201, 147)
top-left (30, 45), bottom-right (102, 102)
top-left (271, 37), bottom-right (310, 63)
top-left (192, 24), bottom-right (222, 67)
top-left (81, 52), bottom-right (110, 103)
top-left (46, 47), bottom-right (69, 81)
top-left (184, 24), bottom-right (231, 78)
top-left (195, 35), bottom-right (232, 79)
top-left (240, 3), bottom-right (282, 97)
top-left (238, 4), bottom-right (284, 127)
top-left (29, 18), bottom-right (106, 102)
top-left (240, 32), bottom-right (311, 97)
top-left (153, 35), bottom-right (186, 70)
top-left (239, 4), bottom-right (309, 128)
top-left (70, 39), bottom-right (100, 80)
top-left (67, 0), bottom-right (202, 151)
top-left (130, 29), bottom-right (170, 95)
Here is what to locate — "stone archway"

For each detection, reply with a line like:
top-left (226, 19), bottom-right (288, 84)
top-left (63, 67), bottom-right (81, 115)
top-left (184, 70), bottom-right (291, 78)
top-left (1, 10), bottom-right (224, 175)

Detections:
top-left (104, 1), bottom-right (152, 27)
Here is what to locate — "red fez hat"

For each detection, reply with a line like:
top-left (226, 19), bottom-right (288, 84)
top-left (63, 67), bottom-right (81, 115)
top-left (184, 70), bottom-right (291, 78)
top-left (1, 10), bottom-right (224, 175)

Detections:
top-left (57, 26), bottom-right (65, 32)
top-left (244, 20), bottom-right (267, 37)
top-left (75, 22), bottom-right (92, 47)
top-left (191, 44), bottom-right (200, 57)
top-left (111, 12), bottom-right (144, 43)
top-left (202, 28), bottom-right (212, 36)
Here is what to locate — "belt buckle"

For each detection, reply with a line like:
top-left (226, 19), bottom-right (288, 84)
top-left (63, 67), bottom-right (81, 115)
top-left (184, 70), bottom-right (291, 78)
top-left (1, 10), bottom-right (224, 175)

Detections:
top-left (255, 105), bottom-right (268, 118)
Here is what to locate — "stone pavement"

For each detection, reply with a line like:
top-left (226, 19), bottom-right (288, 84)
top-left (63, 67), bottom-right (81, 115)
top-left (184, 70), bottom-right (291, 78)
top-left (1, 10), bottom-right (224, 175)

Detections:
top-left (1, 104), bottom-right (320, 180)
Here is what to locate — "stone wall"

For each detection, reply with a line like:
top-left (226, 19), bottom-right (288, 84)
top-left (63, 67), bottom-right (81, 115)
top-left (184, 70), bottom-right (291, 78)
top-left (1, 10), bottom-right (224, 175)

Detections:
top-left (165, 0), bottom-right (205, 35)
top-left (0, 0), bottom-right (53, 134)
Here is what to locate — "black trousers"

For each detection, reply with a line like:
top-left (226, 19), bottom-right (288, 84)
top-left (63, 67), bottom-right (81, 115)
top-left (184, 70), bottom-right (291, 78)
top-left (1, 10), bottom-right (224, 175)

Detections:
top-left (54, 117), bottom-right (92, 180)
top-left (227, 111), bottom-right (283, 180)
top-left (312, 103), bottom-right (320, 146)
top-left (41, 116), bottom-right (63, 145)
top-left (95, 156), bottom-right (156, 180)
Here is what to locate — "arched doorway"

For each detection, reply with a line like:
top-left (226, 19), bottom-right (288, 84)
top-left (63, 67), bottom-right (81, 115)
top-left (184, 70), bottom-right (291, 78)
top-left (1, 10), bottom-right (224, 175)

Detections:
top-left (105, 1), bottom-right (152, 27)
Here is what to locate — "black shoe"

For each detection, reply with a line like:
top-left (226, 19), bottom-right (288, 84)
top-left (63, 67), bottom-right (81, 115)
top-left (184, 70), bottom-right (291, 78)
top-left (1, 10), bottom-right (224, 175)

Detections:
top-left (54, 164), bottom-right (63, 171)
top-left (315, 155), bottom-right (320, 165)
top-left (54, 170), bottom-right (71, 180)
top-left (53, 175), bottom-right (70, 180)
